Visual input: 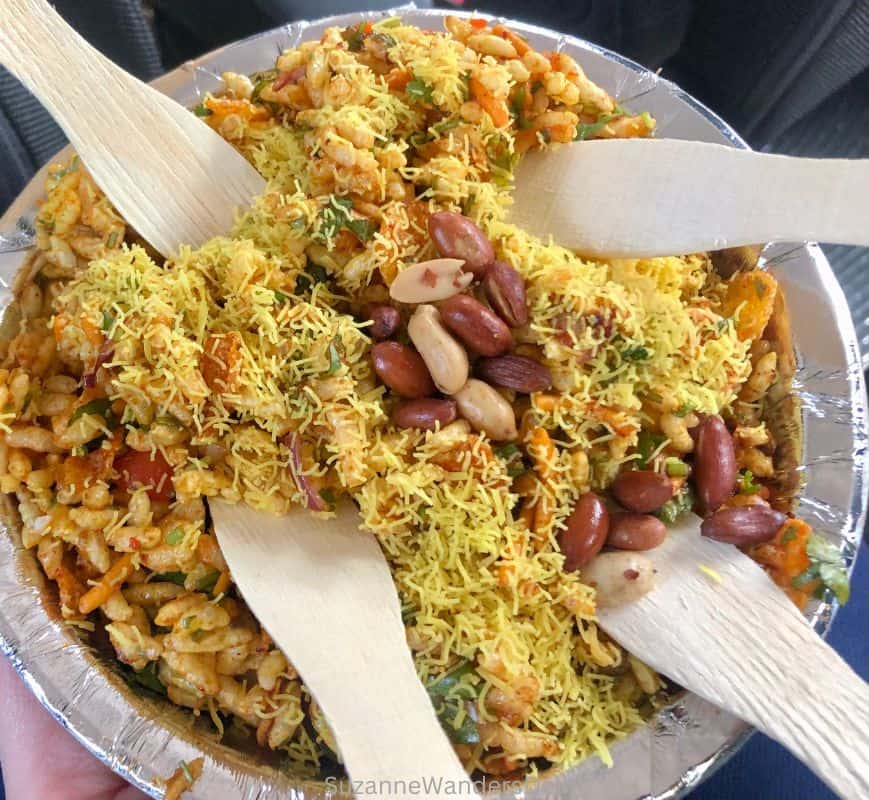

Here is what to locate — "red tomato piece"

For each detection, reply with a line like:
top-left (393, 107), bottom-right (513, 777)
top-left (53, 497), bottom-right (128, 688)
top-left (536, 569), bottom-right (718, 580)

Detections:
top-left (114, 449), bottom-right (174, 501)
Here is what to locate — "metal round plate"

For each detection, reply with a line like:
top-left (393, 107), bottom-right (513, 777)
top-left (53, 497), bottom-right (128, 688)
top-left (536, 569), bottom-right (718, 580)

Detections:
top-left (0, 8), bottom-right (866, 799)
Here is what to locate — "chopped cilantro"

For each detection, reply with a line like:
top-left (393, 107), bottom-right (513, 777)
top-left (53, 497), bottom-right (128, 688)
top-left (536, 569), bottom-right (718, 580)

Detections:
top-left (345, 216), bottom-right (377, 242)
top-left (804, 534), bottom-right (850, 604)
top-left (319, 488), bottom-right (336, 507)
top-left (69, 398), bottom-right (113, 425)
top-left (575, 114), bottom-right (616, 141)
top-left (510, 87), bottom-right (529, 128)
top-left (106, 231), bottom-right (119, 248)
top-left (494, 443), bottom-right (524, 477)
top-left (406, 76), bottom-right (434, 104)
top-left (433, 118), bottom-right (460, 135)
top-left (314, 195), bottom-right (375, 244)
top-left (165, 528), bottom-right (184, 545)
top-left (53, 156), bottom-right (80, 179)
top-left (273, 289), bottom-right (290, 304)
top-left (326, 339), bottom-right (342, 375)
top-left (655, 486), bottom-right (695, 524)
top-left (427, 659), bottom-right (476, 700)
top-left (737, 469), bottom-right (761, 494)
top-left (101, 310), bottom-right (115, 332)
top-left (152, 571), bottom-right (187, 586)
top-left (341, 21), bottom-right (369, 51)
top-left (636, 430), bottom-right (665, 468)
top-left (781, 525), bottom-right (797, 544)
top-left (192, 103), bottom-right (212, 117)
top-left (622, 344), bottom-right (650, 362)
top-left (196, 569), bottom-right (221, 594)
top-left (127, 662), bottom-right (166, 695)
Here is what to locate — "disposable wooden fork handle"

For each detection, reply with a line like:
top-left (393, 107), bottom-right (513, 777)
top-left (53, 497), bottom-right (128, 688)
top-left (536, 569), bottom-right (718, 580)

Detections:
top-left (0, 0), bottom-right (264, 256)
top-left (599, 522), bottom-right (869, 800)
top-left (211, 502), bottom-right (479, 800)
top-left (512, 139), bottom-right (869, 258)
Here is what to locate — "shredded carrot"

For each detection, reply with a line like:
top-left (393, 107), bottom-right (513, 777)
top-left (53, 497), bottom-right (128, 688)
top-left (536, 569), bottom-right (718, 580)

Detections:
top-left (469, 76), bottom-right (509, 128)
top-left (79, 552), bottom-right (134, 614)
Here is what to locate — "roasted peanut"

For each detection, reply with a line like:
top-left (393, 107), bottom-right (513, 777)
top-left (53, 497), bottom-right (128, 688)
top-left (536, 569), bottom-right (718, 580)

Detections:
top-left (558, 491), bottom-right (609, 571)
top-left (607, 513), bottom-right (667, 551)
top-left (428, 211), bottom-right (495, 278)
top-left (700, 506), bottom-right (788, 545)
top-left (582, 552), bottom-right (656, 608)
top-left (453, 378), bottom-right (517, 441)
top-left (612, 470), bottom-right (673, 513)
top-left (366, 305), bottom-right (401, 340)
top-left (694, 415), bottom-right (737, 513)
top-left (476, 355), bottom-right (552, 393)
top-left (371, 341), bottom-right (435, 398)
top-left (482, 261), bottom-right (528, 327)
top-left (389, 258), bottom-right (473, 304)
top-left (392, 399), bottom-right (458, 431)
top-left (407, 305), bottom-right (469, 395)
top-left (439, 294), bottom-right (512, 357)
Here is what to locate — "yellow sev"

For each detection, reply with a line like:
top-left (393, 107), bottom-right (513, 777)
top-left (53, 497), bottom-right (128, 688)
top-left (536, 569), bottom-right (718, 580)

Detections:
top-left (42, 14), bottom-right (765, 778)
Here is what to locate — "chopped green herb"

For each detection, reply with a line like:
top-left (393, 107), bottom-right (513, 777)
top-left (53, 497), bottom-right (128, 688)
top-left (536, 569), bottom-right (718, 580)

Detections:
top-left (400, 602), bottom-right (417, 625)
top-left (575, 114), bottom-right (616, 141)
top-left (345, 216), bottom-right (377, 242)
top-left (251, 75), bottom-right (273, 103)
top-left (69, 398), bottom-right (113, 425)
top-left (673, 402), bottom-right (695, 417)
top-left (716, 317), bottom-right (732, 334)
top-left (373, 31), bottom-right (397, 49)
top-left (406, 76), bottom-right (434, 104)
top-left (655, 487), bottom-right (695, 524)
top-left (165, 528), bottom-right (184, 545)
top-left (433, 118), bottom-right (460, 135)
top-left (326, 340), bottom-right (342, 375)
top-left (427, 659), bottom-right (476, 699)
top-left (290, 216), bottom-right (307, 231)
top-left (791, 566), bottom-right (818, 589)
top-left (636, 430), bottom-right (665, 468)
top-left (622, 344), bottom-right (650, 362)
top-left (341, 21), bottom-right (369, 51)
top-left (101, 310), bottom-right (115, 332)
top-left (193, 103), bottom-right (212, 118)
top-left (127, 662), bottom-right (166, 695)
top-left (196, 569), bottom-right (221, 594)
top-left (805, 534), bottom-right (850, 604)
top-left (510, 87), bottom-right (529, 128)
top-left (494, 443), bottom-right (519, 460)
top-left (436, 698), bottom-right (480, 745)
top-left (155, 414), bottom-right (183, 428)
top-left (319, 488), bottom-right (336, 507)
top-left (781, 525), bottom-right (797, 544)
top-left (53, 156), bottom-right (80, 179)
top-left (494, 443), bottom-right (524, 477)
top-left (273, 289), bottom-right (290, 304)
top-left (152, 571), bottom-right (187, 586)
top-left (665, 457), bottom-right (689, 477)
top-left (737, 469), bottom-right (761, 494)
top-left (106, 231), bottom-right (119, 248)
top-left (180, 615), bottom-right (193, 629)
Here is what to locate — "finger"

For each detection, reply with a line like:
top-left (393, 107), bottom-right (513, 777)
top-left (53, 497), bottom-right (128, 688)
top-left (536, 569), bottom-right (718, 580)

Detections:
top-left (0, 655), bottom-right (150, 800)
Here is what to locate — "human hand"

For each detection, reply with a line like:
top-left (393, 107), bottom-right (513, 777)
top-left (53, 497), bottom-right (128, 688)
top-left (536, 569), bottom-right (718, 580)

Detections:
top-left (0, 655), bottom-right (149, 800)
